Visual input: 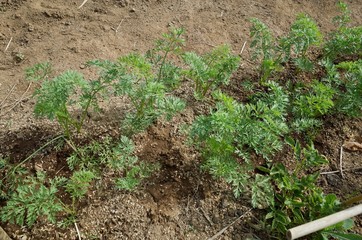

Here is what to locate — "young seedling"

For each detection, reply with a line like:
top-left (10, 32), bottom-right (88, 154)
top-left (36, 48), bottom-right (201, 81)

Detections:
top-left (325, 1), bottom-right (362, 59)
top-left (249, 18), bottom-right (281, 83)
top-left (183, 45), bottom-right (240, 99)
top-left (28, 62), bottom-right (112, 139)
top-left (0, 172), bottom-right (66, 227)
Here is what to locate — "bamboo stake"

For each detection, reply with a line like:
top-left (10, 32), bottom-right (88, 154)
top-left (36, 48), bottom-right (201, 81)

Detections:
top-left (287, 204), bottom-right (362, 240)
top-left (0, 226), bottom-right (11, 240)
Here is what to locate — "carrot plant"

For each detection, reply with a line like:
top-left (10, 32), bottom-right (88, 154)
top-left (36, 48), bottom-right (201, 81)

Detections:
top-left (325, 1), bottom-right (362, 59)
top-left (0, 171), bottom-right (66, 227)
top-left (250, 18), bottom-right (281, 83)
top-left (250, 13), bottom-right (323, 82)
top-left (28, 62), bottom-right (114, 139)
top-left (292, 80), bottom-right (335, 118)
top-left (86, 29), bottom-right (187, 134)
top-left (0, 135), bottom-right (157, 228)
top-left (147, 28), bottom-right (185, 89)
top-left (183, 44), bottom-right (240, 99)
top-left (333, 60), bottom-right (362, 117)
top-left (261, 140), bottom-right (343, 238)
top-left (279, 13), bottom-right (323, 71)
top-left (66, 135), bottom-right (158, 191)
top-left (189, 82), bottom-right (289, 198)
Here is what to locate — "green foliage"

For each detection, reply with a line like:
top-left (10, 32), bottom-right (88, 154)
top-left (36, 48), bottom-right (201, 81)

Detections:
top-left (280, 14), bottom-right (323, 60)
top-left (183, 45), bottom-right (240, 99)
top-left (325, 2), bottom-right (362, 59)
top-left (264, 143), bottom-right (338, 237)
top-left (293, 80), bottom-right (335, 118)
top-left (290, 117), bottom-right (322, 134)
top-left (322, 231), bottom-right (362, 240)
top-left (0, 172), bottom-right (65, 227)
top-left (150, 27), bottom-right (185, 87)
top-left (32, 70), bottom-right (84, 120)
top-left (334, 60), bottom-right (362, 117)
top-left (115, 53), bottom-right (185, 133)
top-left (250, 18), bottom-right (274, 61)
top-left (0, 157), bottom-right (28, 199)
top-left (66, 170), bottom-right (95, 201)
top-left (319, 58), bottom-right (362, 117)
top-left (67, 136), bottom-right (138, 171)
top-left (29, 29), bottom-right (186, 138)
top-left (333, 1), bottom-right (351, 28)
top-left (325, 26), bottom-right (362, 59)
top-left (249, 18), bottom-right (281, 83)
top-left (65, 170), bottom-right (95, 215)
top-left (25, 62), bottom-right (52, 82)
top-left (251, 174), bottom-right (274, 209)
top-left (87, 30), bottom-right (186, 134)
top-left (286, 137), bottom-right (328, 173)
top-left (190, 82), bottom-right (289, 197)
top-left (67, 136), bottom-right (157, 191)
top-left (294, 57), bottom-right (314, 72)
top-left (114, 28), bottom-right (186, 132)
top-left (29, 64), bottom-right (112, 139)
top-left (249, 14), bottom-right (322, 82)
top-left (115, 162), bottom-right (158, 191)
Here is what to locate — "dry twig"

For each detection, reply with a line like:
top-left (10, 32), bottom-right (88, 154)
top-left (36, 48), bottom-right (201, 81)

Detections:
top-left (0, 83), bottom-right (17, 109)
top-left (115, 19), bottom-right (124, 33)
top-left (320, 141), bottom-right (362, 177)
top-left (200, 207), bottom-right (213, 226)
top-left (208, 208), bottom-right (252, 240)
top-left (240, 41), bottom-right (247, 55)
top-left (343, 141), bottom-right (362, 151)
top-left (320, 167), bottom-right (362, 175)
top-left (78, 0), bottom-right (89, 9)
top-left (4, 37), bottom-right (12, 52)
top-left (0, 82), bottom-right (31, 116)
top-left (339, 146), bottom-right (344, 178)
top-left (74, 222), bottom-right (82, 240)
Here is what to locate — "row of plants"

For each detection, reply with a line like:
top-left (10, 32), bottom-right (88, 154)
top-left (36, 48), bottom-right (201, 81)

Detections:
top-left (0, 1), bottom-right (361, 239)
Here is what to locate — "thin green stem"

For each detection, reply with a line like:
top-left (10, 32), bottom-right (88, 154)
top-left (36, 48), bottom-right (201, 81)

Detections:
top-left (157, 49), bottom-right (170, 81)
top-left (77, 88), bottom-right (102, 133)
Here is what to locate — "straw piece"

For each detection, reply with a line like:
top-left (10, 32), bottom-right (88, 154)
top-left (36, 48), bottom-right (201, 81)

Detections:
top-left (339, 146), bottom-right (344, 178)
top-left (4, 37), bottom-right (13, 52)
top-left (75, 222), bottom-right (82, 240)
top-left (240, 41), bottom-right (247, 55)
top-left (78, 0), bottom-right (89, 9)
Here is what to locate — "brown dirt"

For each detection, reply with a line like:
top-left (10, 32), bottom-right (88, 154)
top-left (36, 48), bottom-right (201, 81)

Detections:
top-left (1, 0), bottom-right (362, 239)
